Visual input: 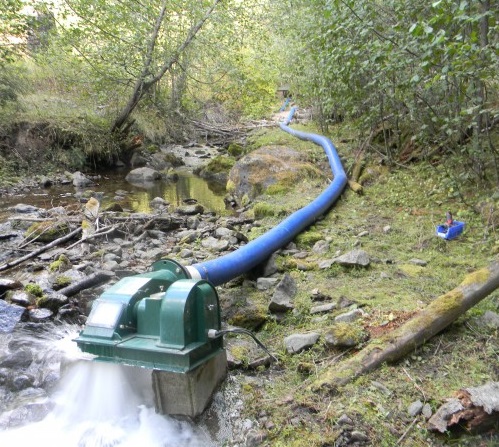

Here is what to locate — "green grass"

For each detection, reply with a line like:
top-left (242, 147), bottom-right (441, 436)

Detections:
top-left (229, 123), bottom-right (499, 446)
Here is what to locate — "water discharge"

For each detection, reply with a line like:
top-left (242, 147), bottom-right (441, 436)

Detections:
top-left (0, 325), bottom-right (215, 446)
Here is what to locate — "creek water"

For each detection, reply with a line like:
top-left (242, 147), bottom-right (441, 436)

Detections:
top-left (0, 323), bottom-right (233, 446)
top-left (0, 169), bottom-right (229, 220)
top-left (0, 169), bottom-right (240, 445)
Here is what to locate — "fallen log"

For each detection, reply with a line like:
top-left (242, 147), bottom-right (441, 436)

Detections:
top-left (0, 227), bottom-right (82, 272)
top-left (58, 270), bottom-right (115, 297)
top-left (312, 261), bottom-right (499, 393)
top-left (428, 382), bottom-right (499, 434)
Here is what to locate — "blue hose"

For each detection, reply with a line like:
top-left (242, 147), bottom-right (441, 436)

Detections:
top-left (188, 107), bottom-right (347, 286)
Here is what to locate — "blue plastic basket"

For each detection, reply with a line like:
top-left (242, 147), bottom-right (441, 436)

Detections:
top-left (436, 221), bottom-right (465, 240)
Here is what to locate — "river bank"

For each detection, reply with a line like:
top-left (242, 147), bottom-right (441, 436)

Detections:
top-left (0, 121), bottom-right (498, 446)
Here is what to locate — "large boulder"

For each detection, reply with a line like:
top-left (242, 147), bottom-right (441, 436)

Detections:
top-left (125, 167), bottom-right (162, 184)
top-left (227, 146), bottom-right (322, 200)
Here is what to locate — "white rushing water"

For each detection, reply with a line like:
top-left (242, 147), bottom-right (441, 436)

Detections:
top-left (0, 326), bottom-right (214, 447)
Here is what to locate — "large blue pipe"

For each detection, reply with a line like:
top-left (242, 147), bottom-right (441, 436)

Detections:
top-left (187, 107), bottom-right (347, 286)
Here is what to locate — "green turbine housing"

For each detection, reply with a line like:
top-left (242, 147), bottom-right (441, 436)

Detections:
top-left (74, 259), bottom-right (224, 373)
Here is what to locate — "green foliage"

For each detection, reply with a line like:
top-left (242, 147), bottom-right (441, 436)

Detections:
top-left (279, 0), bottom-right (498, 179)
top-left (252, 202), bottom-right (276, 219)
top-left (0, 0), bottom-right (27, 63)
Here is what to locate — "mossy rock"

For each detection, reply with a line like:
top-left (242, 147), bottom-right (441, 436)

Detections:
top-left (228, 146), bottom-right (322, 201)
top-left (24, 283), bottom-right (44, 297)
top-left (49, 254), bottom-right (72, 272)
top-left (197, 155), bottom-right (235, 184)
top-left (324, 322), bottom-right (368, 348)
top-left (227, 305), bottom-right (268, 331)
top-left (295, 230), bottom-right (323, 247)
top-left (25, 220), bottom-right (71, 242)
top-left (53, 275), bottom-right (72, 288)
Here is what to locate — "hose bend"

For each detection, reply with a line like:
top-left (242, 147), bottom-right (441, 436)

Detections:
top-left (189, 107), bottom-right (347, 286)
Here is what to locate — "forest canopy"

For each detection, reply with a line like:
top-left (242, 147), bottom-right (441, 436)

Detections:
top-left (0, 0), bottom-right (497, 177)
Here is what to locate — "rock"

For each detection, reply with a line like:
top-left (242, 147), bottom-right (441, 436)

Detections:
top-left (201, 236), bottom-right (230, 252)
top-left (324, 322), bottom-right (367, 348)
top-left (312, 240), bottom-right (329, 254)
top-left (0, 278), bottom-right (23, 296)
top-left (283, 332), bottom-right (320, 354)
top-left (176, 204), bottom-right (204, 215)
top-left (477, 310), bottom-right (499, 328)
top-left (37, 291), bottom-right (69, 312)
top-left (408, 400), bottom-right (424, 417)
top-left (350, 431), bottom-right (369, 442)
top-left (269, 273), bottom-right (296, 313)
top-left (422, 403), bottom-right (433, 419)
top-left (8, 291), bottom-right (35, 307)
top-left (0, 401), bottom-right (54, 429)
top-left (28, 308), bottom-right (53, 322)
top-left (125, 167), bottom-right (162, 184)
top-left (130, 152), bottom-right (147, 168)
top-left (337, 413), bottom-right (354, 426)
top-left (334, 249), bottom-right (370, 267)
top-left (179, 248), bottom-right (193, 258)
top-left (245, 429), bottom-right (267, 447)
top-left (0, 300), bottom-right (27, 333)
top-left (150, 197), bottom-right (169, 209)
top-left (318, 259), bottom-right (334, 269)
top-left (222, 293), bottom-right (268, 331)
top-left (72, 171), bottom-right (94, 187)
top-left (310, 302), bottom-right (336, 314)
top-left (228, 146), bottom-right (318, 200)
top-left (256, 277), bottom-right (279, 290)
top-left (0, 349), bottom-right (33, 368)
top-left (104, 202), bottom-right (124, 212)
top-left (370, 380), bottom-right (392, 396)
top-left (335, 308), bottom-right (365, 323)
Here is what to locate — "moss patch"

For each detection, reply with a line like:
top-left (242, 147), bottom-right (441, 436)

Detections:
top-left (25, 220), bottom-right (71, 242)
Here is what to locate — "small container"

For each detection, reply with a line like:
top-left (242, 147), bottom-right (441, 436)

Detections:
top-left (436, 221), bottom-right (465, 240)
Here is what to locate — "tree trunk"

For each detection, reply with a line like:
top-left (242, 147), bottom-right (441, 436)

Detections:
top-left (111, 0), bottom-right (221, 133)
top-left (312, 261), bottom-right (499, 394)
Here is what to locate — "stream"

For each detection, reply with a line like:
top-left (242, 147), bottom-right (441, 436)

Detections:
top-left (0, 323), bottom-right (239, 446)
top-left (0, 167), bottom-right (247, 445)
top-left (0, 169), bottom-right (229, 221)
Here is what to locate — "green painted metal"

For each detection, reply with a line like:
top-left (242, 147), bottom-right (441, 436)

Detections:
top-left (74, 259), bottom-right (224, 373)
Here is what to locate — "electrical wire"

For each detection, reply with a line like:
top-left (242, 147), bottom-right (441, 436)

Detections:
top-left (212, 327), bottom-right (279, 364)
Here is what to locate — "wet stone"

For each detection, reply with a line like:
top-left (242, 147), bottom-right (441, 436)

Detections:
top-left (0, 278), bottom-right (23, 294)
top-left (0, 300), bottom-right (27, 333)
top-left (28, 308), bottom-right (53, 323)
top-left (8, 291), bottom-right (35, 307)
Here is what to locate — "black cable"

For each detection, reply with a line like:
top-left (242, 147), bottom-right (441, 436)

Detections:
top-left (214, 327), bottom-right (279, 363)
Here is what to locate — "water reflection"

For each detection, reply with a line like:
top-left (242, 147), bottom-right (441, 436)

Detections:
top-left (0, 171), bottom-right (229, 218)
top-left (124, 172), bottom-right (227, 215)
